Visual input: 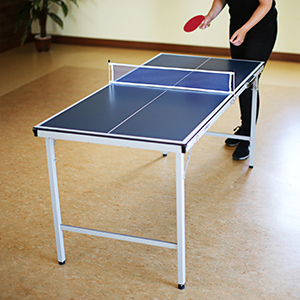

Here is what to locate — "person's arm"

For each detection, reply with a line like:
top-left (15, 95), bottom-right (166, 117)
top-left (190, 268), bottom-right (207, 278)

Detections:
top-left (199, 0), bottom-right (227, 29)
top-left (230, 0), bottom-right (273, 46)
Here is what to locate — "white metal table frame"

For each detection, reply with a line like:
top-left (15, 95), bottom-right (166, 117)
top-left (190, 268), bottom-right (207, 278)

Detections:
top-left (36, 67), bottom-right (262, 290)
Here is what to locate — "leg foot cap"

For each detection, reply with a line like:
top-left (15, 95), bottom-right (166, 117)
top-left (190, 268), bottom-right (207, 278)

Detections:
top-left (178, 284), bottom-right (185, 290)
top-left (58, 260), bottom-right (65, 265)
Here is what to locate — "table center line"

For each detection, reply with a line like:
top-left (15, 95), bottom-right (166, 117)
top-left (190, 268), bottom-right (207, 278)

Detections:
top-left (107, 89), bottom-right (167, 134)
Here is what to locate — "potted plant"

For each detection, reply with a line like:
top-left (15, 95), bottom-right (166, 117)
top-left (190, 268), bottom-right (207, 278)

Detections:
top-left (15, 0), bottom-right (78, 51)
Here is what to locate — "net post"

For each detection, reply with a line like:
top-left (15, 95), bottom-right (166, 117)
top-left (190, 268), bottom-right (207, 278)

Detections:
top-left (232, 70), bottom-right (235, 92)
top-left (108, 61), bottom-right (115, 82)
top-left (108, 60), bottom-right (111, 82)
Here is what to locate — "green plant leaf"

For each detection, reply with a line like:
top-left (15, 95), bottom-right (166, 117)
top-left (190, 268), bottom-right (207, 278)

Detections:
top-left (33, 0), bottom-right (41, 11)
top-left (21, 18), bottom-right (33, 45)
top-left (69, 0), bottom-right (79, 7)
top-left (56, 1), bottom-right (68, 17)
top-left (15, 1), bottom-right (34, 31)
top-left (48, 12), bottom-right (64, 28)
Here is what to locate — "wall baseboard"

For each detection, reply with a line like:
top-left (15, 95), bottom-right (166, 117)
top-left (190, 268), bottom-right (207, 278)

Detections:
top-left (52, 35), bottom-right (300, 63)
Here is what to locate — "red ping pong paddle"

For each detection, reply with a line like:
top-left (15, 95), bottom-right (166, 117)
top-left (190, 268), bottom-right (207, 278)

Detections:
top-left (183, 15), bottom-right (205, 32)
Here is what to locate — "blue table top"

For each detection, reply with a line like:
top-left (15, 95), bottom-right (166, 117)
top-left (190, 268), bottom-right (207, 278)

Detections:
top-left (33, 53), bottom-right (263, 147)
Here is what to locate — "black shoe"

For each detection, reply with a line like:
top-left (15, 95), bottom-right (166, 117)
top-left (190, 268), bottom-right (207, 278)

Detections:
top-left (225, 126), bottom-right (245, 147)
top-left (232, 141), bottom-right (250, 160)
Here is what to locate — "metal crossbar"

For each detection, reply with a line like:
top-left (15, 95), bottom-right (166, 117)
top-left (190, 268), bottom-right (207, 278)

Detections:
top-left (61, 224), bottom-right (177, 249)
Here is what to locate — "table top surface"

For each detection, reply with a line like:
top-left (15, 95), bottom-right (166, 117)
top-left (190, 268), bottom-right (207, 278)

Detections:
top-left (33, 53), bottom-right (264, 148)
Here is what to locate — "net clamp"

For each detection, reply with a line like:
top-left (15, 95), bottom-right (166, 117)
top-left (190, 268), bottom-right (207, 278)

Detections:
top-left (230, 95), bottom-right (238, 105)
top-left (246, 75), bottom-right (256, 88)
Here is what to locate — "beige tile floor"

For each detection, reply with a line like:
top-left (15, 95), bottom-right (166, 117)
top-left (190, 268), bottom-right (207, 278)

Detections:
top-left (0, 43), bottom-right (300, 299)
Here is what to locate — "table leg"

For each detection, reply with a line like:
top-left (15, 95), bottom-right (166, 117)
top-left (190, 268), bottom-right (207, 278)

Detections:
top-left (45, 138), bottom-right (66, 264)
top-left (249, 77), bottom-right (258, 168)
top-left (176, 153), bottom-right (186, 289)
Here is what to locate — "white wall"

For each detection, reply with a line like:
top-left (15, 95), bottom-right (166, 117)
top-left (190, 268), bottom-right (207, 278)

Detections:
top-left (32, 0), bottom-right (300, 55)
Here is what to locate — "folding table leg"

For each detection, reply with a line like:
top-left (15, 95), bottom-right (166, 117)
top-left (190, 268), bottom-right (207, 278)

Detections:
top-left (45, 138), bottom-right (66, 264)
top-left (176, 153), bottom-right (186, 289)
top-left (249, 76), bottom-right (258, 168)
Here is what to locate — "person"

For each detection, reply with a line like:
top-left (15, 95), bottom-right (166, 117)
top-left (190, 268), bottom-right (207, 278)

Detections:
top-left (200, 0), bottom-right (277, 160)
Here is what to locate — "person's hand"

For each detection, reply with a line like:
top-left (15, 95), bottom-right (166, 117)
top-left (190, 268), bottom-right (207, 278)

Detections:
top-left (230, 27), bottom-right (247, 46)
top-left (199, 16), bottom-right (212, 29)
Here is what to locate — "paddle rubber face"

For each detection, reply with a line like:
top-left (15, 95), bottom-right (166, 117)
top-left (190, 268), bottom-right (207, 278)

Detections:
top-left (183, 15), bottom-right (205, 32)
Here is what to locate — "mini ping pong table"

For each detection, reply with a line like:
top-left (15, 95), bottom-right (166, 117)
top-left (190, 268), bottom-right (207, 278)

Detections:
top-left (33, 53), bottom-right (264, 289)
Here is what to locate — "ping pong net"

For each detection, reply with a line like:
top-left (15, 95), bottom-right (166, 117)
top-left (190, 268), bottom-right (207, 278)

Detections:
top-left (109, 62), bottom-right (235, 94)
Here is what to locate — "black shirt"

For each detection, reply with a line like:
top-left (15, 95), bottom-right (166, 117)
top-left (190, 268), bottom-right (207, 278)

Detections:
top-left (226, 0), bottom-right (277, 30)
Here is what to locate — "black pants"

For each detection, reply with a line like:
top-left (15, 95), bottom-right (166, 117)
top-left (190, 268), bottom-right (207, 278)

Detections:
top-left (230, 17), bottom-right (277, 136)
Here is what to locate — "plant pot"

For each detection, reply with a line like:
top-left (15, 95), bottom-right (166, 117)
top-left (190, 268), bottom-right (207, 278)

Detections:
top-left (34, 35), bottom-right (52, 52)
